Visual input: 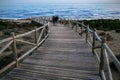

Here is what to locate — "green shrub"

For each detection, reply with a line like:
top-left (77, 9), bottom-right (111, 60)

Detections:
top-left (31, 20), bottom-right (43, 26)
top-left (106, 33), bottom-right (113, 41)
top-left (78, 19), bottom-right (120, 31)
top-left (103, 28), bottom-right (111, 31)
top-left (12, 28), bottom-right (19, 33)
top-left (115, 29), bottom-right (120, 33)
top-left (3, 30), bottom-right (11, 36)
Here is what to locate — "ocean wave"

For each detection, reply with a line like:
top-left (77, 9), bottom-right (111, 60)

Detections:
top-left (0, 4), bottom-right (120, 19)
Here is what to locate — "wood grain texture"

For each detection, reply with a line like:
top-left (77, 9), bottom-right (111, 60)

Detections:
top-left (1, 23), bottom-right (100, 80)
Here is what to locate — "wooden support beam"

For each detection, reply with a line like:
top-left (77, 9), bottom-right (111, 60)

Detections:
top-left (34, 27), bottom-right (38, 47)
top-left (11, 32), bottom-right (18, 67)
top-left (75, 23), bottom-right (77, 32)
top-left (86, 25), bottom-right (89, 43)
top-left (81, 22), bottom-right (83, 37)
top-left (99, 38), bottom-right (105, 75)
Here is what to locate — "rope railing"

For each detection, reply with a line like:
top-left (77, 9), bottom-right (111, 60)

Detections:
top-left (0, 20), bottom-right (49, 76)
top-left (61, 19), bottom-right (120, 80)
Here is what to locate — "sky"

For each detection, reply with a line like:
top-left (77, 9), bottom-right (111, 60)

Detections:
top-left (1, 0), bottom-right (120, 4)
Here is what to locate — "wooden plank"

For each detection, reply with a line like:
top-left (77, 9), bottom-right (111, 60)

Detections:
top-left (9, 69), bottom-right (99, 79)
top-left (20, 63), bottom-right (98, 74)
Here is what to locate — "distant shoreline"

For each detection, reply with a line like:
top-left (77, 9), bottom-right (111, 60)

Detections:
top-left (0, 17), bottom-right (120, 21)
top-left (0, 17), bottom-right (30, 20)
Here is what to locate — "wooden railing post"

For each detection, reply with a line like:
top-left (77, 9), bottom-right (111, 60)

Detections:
top-left (92, 29), bottom-right (96, 55)
top-left (43, 25), bottom-right (48, 39)
top-left (102, 39), bottom-right (113, 80)
top-left (11, 32), bottom-right (18, 67)
top-left (81, 22), bottom-right (83, 37)
top-left (76, 22), bottom-right (78, 32)
top-left (99, 38), bottom-right (105, 77)
top-left (71, 20), bottom-right (74, 30)
top-left (71, 24), bottom-right (74, 30)
top-left (34, 27), bottom-right (38, 46)
top-left (44, 26), bottom-right (47, 37)
top-left (86, 25), bottom-right (89, 43)
top-left (69, 20), bottom-right (71, 28)
top-left (104, 48), bottom-right (113, 80)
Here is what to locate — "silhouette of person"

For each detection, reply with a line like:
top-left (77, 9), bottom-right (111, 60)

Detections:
top-left (52, 15), bottom-right (59, 25)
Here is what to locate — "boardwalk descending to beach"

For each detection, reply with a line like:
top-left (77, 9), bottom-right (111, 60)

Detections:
top-left (1, 23), bottom-right (100, 80)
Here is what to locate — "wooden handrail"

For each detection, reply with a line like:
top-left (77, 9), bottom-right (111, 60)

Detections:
top-left (0, 41), bottom-right (13, 55)
top-left (61, 19), bottom-right (120, 80)
top-left (0, 37), bottom-right (12, 44)
top-left (11, 32), bottom-right (19, 67)
top-left (0, 20), bottom-right (49, 75)
top-left (104, 43), bottom-right (120, 72)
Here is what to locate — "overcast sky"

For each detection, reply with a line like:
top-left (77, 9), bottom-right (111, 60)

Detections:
top-left (1, 0), bottom-right (120, 4)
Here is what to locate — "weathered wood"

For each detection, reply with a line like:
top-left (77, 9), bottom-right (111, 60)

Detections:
top-left (67, 20), bottom-right (119, 80)
top-left (92, 30), bottom-right (96, 54)
top-left (0, 40), bottom-right (13, 55)
top-left (99, 38), bottom-right (113, 80)
top-left (0, 37), bottom-right (12, 44)
top-left (1, 19), bottom-right (119, 80)
top-left (0, 22), bottom-right (48, 77)
top-left (37, 27), bottom-right (45, 43)
top-left (81, 24), bottom-right (83, 36)
top-left (16, 39), bottom-right (36, 46)
top-left (79, 21), bottom-right (119, 79)
top-left (94, 32), bottom-right (102, 42)
top-left (75, 23), bottom-right (77, 32)
top-left (86, 25), bottom-right (89, 43)
top-left (1, 23), bottom-right (100, 80)
top-left (38, 34), bottom-right (48, 46)
top-left (15, 29), bottom-right (35, 38)
top-left (15, 26), bottom-right (43, 39)
top-left (77, 21), bottom-right (119, 80)
top-left (104, 43), bottom-right (120, 72)
top-left (18, 46), bottom-right (37, 61)
top-left (87, 40), bottom-right (92, 47)
top-left (101, 70), bottom-right (106, 80)
top-left (11, 32), bottom-right (18, 67)
top-left (0, 61), bottom-right (16, 74)
top-left (94, 50), bottom-right (100, 63)
top-left (99, 38), bottom-right (105, 76)
top-left (18, 31), bottom-right (48, 62)
top-left (86, 26), bottom-right (93, 43)
top-left (68, 20), bottom-right (71, 28)
top-left (34, 27), bottom-right (38, 45)
top-left (104, 50), bottom-right (113, 80)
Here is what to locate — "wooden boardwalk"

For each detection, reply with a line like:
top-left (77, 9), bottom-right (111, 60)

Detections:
top-left (1, 24), bottom-right (100, 80)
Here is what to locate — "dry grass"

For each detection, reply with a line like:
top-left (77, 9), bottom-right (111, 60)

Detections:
top-left (0, 19), bottom-right (42, 69)
top-left (97, 30), bottom-right (120, 80)
top-left (97, 30), bottom-right (120, 56)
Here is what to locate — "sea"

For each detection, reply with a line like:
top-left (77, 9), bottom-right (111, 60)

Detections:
top-left (0, 3), bottom-right (120, 19)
